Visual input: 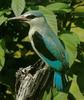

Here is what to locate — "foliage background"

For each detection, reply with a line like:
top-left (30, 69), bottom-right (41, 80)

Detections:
top-left (0, 0), bottom-right (84, 100)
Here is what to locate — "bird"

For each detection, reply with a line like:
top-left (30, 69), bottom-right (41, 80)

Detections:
top-left (9, 11), bottom-right (69, 91)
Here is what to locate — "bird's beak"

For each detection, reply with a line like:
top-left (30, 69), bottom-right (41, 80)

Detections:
top-left (8, 15), bottom-right (27, 21)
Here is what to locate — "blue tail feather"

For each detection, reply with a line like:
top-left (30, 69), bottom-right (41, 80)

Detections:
top-left (53, 72), bottom-right (63, 91)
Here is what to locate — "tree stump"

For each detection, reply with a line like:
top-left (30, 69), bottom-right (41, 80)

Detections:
top-left (15, 59), bottom-right (52, 100)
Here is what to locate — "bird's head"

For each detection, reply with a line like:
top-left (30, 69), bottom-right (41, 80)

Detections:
top-left (9, 11), bottom-right (46, 27)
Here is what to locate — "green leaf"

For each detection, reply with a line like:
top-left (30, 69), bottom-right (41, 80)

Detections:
top-left (42, 85), bottom-right (68, 100)
top-left (60, 32), bottom-right (80, 67)
top-left (0, 39), bottom-right (6, 71)
top-left (46, 3), bottom-right (71, 13)
top-left (74, 6), bottom-right (84, 16)
top-left (11, 0), bottom-right (25, 16)
top-left (74, 6), bottom-right (84, 13)
top-left (53, 92), bottom-right (68, 100)
top-left (0, 9), bottom-right (11, 16)
top-left (52, 87), bottom-right (58, 97)
top-left (0, 16), bottom-right (7, 25)
top-left (71, 23), bottom-right (84, 42)
top-left (38, 6), bottom-right (58, 35)
top-left (42, 88), bottom-right (52, 100)
top-left (69, 75), bottom-right (84, 100)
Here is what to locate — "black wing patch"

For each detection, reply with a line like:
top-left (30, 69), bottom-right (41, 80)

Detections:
top-left (32, 31), bottom-right (57, 61)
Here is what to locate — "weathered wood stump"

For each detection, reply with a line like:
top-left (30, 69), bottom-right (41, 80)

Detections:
top-left (15, 59), bottom-right (52, 100)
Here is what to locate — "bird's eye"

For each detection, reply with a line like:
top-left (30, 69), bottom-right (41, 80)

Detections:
top-left (26, 15), bottom-right (36, 19)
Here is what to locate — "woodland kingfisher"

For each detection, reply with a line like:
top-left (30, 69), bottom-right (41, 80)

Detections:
top-left (9, 11), bottom-right (69, 91)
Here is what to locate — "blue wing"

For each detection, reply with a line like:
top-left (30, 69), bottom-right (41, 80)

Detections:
top-left (32, 31), bottom-right (68, 71)
top-left (43, 31), bottom-right (67, 64)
